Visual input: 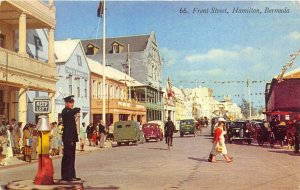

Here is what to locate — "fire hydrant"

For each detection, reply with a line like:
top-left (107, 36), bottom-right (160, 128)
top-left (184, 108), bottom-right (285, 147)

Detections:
top-left (35, 115), bottom-right (54, 185)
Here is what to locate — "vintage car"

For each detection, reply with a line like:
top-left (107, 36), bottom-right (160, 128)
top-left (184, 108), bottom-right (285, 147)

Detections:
top-left (114, 120), bottom-right (145, 146)
top-left (142, 123), bottom-right (163, 142)
top-left (148, 120), bottom-right (165, 135)
top-left (179, 119), bottom-right (195, 137)
top-left (227, 121), bottom-right (253, 144)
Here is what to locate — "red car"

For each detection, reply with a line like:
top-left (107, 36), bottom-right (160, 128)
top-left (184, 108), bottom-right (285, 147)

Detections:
top-left (142, 123), bottom-right (163, 142)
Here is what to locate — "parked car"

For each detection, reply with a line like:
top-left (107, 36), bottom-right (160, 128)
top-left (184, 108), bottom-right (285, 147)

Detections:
top-left (114, 120), bottom-right (145, 146)
top-left (179, 119), bottom-right (195, 137)
top-left (142, 123), bottom-right (163, 142)
top-left (227, 121), bottom-right (253, 144)
top-left (148, 120), bottom-right (165, 135)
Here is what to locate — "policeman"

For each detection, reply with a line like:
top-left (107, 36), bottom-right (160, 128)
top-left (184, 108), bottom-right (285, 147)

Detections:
top-left (61, 95), bottom-right (81, 181)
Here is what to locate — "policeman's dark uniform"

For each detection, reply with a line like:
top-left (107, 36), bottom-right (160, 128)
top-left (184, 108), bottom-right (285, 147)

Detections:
top-left (61, 95), bottom-right (81, 181)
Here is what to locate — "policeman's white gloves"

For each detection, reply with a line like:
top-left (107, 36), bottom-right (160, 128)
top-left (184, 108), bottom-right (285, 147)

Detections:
top-left (74, 107), bottom-right (81, 114)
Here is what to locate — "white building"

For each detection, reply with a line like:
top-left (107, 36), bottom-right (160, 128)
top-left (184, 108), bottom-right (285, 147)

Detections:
top-left (54, 39), bottom-right (90, 125)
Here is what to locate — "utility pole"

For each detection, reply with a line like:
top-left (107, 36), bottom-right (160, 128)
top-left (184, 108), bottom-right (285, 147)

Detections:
top-left (128, 44), bottom-right (131, 100)
top-left (246, 79), bottom-right (252, 121)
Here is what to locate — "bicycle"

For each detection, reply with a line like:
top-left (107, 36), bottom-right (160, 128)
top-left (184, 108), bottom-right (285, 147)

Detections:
top-left (166, 133), bottom-right (173, 151)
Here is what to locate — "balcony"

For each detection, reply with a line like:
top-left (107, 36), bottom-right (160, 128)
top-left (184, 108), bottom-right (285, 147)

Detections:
top-left (0, 48), bottom-right (57, 90)
top-left (1, 0), bottom-right (56, 29)
top-left (91, 98), bottom-right (146, 112)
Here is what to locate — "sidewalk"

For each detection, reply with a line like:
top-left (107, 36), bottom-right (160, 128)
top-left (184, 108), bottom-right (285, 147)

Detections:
top-left (0, 141), bottom-right (113, 170)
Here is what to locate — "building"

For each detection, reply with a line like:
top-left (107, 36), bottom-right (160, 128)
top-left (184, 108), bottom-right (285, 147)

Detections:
top-left (264, 67), bottom-right (300, 121)
top-left (87, 58), bottom-right (146, 126)
top-left (54, 39), bottom-right (90, 125)
top-left (81, 32), bottom-right (164, 122)
top-left (0, 0), bottom-right (56, 124)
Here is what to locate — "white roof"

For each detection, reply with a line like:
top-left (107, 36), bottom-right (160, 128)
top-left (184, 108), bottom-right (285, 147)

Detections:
top-left (87, 57), bottom-right (142, 87)
top-left (55, 39), bottom-right (81, 63)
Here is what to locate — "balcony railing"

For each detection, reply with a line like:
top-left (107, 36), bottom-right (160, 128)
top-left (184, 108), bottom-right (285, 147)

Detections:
top-left (0, 48), bottom-right (56, 81)
top-left (91, 98), bottom-right (146, 111)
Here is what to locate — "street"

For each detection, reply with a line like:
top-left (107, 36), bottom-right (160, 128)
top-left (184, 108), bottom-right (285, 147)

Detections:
top-left (1, 128), bottom-right (300, 190)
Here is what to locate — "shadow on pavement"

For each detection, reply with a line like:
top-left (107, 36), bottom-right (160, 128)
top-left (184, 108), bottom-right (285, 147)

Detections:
top-left (147, 147), bottom-right (169, 151)
top-left (268, 150), bottom-right (300, 156)
top-left (188, 157), bottom-right (208, 162)
top-left (85, 185), bottom-right (120, 190)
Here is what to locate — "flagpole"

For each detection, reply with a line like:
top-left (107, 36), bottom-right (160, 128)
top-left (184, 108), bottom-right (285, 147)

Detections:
top-left (102, 0), bottom-right (106, 126)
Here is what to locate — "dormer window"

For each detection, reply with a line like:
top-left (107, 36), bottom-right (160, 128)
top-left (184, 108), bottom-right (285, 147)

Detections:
top-left (113, 44), bottom-right (119, 54)
top-left (86, 44), bottom-right (99, 55)
top-left (111, 41), bottom-right (124, 54)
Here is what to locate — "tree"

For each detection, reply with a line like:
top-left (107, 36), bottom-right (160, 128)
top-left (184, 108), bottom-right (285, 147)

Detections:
top-left (239, 98), bottom-right (257, 119)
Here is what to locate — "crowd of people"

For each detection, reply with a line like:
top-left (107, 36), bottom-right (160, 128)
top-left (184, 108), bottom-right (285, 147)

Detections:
top-left (0, 117), bottom-right (114, 166)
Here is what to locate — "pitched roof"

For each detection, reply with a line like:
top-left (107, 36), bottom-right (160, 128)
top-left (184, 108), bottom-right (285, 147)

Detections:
top-left (81, 34), bottom-right (150, 54)
top-left (86, 57), bottom-right (142, 87)
top-left (55, 39), bottom-right (81, 63)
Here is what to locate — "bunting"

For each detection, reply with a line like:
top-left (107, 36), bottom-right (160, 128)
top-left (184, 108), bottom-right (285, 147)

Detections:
top-left (277, 49), bottom-right (300, 83)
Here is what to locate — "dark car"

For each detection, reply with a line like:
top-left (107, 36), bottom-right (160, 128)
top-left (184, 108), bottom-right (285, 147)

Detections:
top-left (180, 119), bottom-right (195, 137)
top-left (227, 121), bottom-right (253, 144)
top-left (142, 123), bottom-right (163, 142)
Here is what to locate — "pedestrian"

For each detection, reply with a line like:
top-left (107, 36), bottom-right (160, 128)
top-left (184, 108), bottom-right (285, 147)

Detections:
top-left (22, 124), bottom-right (33, 162)
top-left (79, 122), bottom-right (86, 151)
top-left (61, 95), bottom-right (81, 181)
top-left (208, 118), bottom-right (232, 163)
top-left (57, 122), bottom-right (64, 156)
top-left (10, 119), bottom-right (21, 154)
top-left (0, 121), bottom-right (7, 166)
top-left (98, 120), bottom-right (106, 148)
top-left (86, 123), bottom-right (94, 146)
top-left (107, 123), bottom-right (114, 142)
top-left (50, 122), bottom-right (59, 156)
top-left (30, 123), bottom-right (38, 160)
top-left (92, 129), bottom-right (97, 146)
top-left (165, 117), bottom-right (175, 146)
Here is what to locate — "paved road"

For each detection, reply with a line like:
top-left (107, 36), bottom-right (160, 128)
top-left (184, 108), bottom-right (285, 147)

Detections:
top-left (1, 128), bottom-right (300, 190)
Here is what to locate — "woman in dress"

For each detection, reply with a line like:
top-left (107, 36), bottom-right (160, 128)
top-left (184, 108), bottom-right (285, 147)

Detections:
top-left (208, 118), bottom-right (232, 163)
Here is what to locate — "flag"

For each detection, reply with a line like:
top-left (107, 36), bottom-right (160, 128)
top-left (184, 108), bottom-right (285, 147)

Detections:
top-left (167, 77), bottom-right (175, 98)
top-left (97, 0), bottom-right (104, 18)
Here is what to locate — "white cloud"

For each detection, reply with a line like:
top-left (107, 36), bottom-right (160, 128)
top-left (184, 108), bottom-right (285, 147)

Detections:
top-left (185, 49), bottom-right (239, 63)
top-left (160, 47), bottom-right (180, 67)
top-left (287, 31), bottom-right (300, 41)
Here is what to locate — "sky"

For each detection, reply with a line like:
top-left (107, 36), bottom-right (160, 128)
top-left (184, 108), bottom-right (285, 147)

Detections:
top-left (55, 1), bottom-right (300, 109)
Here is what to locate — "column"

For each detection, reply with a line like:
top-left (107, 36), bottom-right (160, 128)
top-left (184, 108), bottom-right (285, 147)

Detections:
top-left (18, 88), bottom-right (27, 126)
top-left (48, 28), bottom-right (55, 65)
top-left (113, 114), bottom-right (119, 123)
top-left (48, 92), bottom-right (55, 123)
top-left (18, 12), bottom-right (27, 56)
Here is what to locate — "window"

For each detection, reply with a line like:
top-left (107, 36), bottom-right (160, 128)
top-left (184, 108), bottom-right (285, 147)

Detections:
top-left (113, 45), bottom-right (119, 54)
top-left (84, 79), bottom-right (87, 98)
top-left (97, 82), bottom-right (102, 98)
top-left (0, 34), bottom-right (5, 48)
top-left (86, 46), bottom-right (94, 55)
top-left (77, 55), bottom-right (82, 66)
top-left (34, 35), bottom-right (42, 51)
top-left (116, 87), bottom-right (119, 99)
top-left (68, 75), bottom-right (72, 95)
top-left (105, 84), bottom-right (108, 99)
top-left (92, 80), bottom-right (97, 98)
top-left (76, 78), bottom-right (80, 97)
